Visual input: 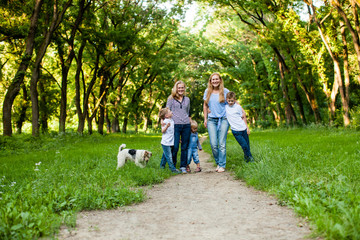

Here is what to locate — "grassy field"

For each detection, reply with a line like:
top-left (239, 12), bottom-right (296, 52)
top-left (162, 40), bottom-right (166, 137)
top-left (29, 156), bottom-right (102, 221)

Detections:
top-left (0, 132), bottom-right (172, 239)
top-left (1, 127), bottom-right (359, 239)
top-left (217, 127), bottom-right (360, 239)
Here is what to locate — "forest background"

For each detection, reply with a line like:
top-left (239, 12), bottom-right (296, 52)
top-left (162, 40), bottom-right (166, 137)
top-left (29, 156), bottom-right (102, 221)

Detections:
top-left (1, 0), bottom-right (360, 135)
top-left (1, 1), bottom-right (360, 239)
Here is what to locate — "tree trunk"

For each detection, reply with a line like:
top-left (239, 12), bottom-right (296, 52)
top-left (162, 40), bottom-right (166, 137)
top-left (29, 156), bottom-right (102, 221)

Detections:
top-left (111, 118), bottom-right (120, 133)
top-left (122, 117), bottom-right (128, 133)
top-left (2, 0), bottom-right (43, 136)
top-left (105, 111), bottom-right (111, 133)
top-left (30, 64), bottom-right (41, 136)
top-left (340, 20), bottom-right (351, 126)
top-left (278, 60), bottom-right (297, 125)
top-left (15, 84), bottom-right (29, 134)
top-left (329, 72), bottom-right (339, 122)
top-left (288, 53), bottom-right (321, 123)
top-left (333, 0), bottom-right (360, 85)
top-left (38, 77), bottom-right (48, 133)
top-left (87, 113), bottom-right (93, 135)
top-left (97, 74), bottom-right (108, 135)
top-left (30, 0), bottom-right (73, 136)
top-left (75, 41), bottom-right (86, 134)
top-left (58, 0), bottom-right (90, 133)
top-left (292, 82), bottom-right (306, 124)
top-left (307, 1), bottom-right (347, 125)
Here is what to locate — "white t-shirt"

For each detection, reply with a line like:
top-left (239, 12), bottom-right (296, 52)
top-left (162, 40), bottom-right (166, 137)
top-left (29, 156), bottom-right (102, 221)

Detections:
top-left (161, 118), bottom-right (174, 146)
top-left (225, 103), bottom-right (247, 131)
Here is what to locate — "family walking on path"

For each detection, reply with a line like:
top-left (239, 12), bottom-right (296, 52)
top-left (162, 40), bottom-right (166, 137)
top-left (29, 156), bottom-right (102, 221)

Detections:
top-left (60, 138), bottom-right (311, 240)
top-left (160, 72), bottom-right (253, 173)
top-left (60, 73), bottom-right (311, 239)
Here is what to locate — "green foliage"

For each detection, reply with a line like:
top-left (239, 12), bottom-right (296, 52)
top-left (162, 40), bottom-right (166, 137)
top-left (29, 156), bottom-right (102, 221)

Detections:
top-left (221, 127), bottom-right (360, 239)
top-left (0, 133), bottom-right (173, 239)
top-left (350, 106), bottom-right (360, 130)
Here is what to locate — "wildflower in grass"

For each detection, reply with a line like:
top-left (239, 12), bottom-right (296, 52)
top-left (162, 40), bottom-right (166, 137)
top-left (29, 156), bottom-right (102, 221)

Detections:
top-left (35, 161), bottom-right (42, 171)
top-left (10, 182), bottom-right (16, 187)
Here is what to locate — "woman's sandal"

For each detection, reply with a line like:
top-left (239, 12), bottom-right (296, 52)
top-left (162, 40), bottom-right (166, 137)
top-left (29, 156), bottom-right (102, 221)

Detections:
top-left (186, 166), bottom-right (191, 173)
top-left (195, 167), bottom-right (202, 172)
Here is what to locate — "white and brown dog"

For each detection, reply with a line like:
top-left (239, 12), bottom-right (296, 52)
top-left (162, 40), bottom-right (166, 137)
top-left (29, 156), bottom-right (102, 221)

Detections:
top-left (116, 144), bottom-right (152, 169)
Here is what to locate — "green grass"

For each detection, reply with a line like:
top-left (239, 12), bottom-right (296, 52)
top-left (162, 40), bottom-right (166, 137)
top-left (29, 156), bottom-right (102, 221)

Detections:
top-left (217, 127), bottom-right (360, 239)
top-left (2, 128), bottom-right (360, 239)
top-left (0, 132), bottom-right (172, 239)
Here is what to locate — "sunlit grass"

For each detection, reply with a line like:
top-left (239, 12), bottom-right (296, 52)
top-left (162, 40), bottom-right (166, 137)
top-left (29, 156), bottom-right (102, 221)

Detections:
top-left (0, 132), bottom-right (171, 239)
top-left (2, 127), bottom-right (359, 239)
top-left (213, 127), bottom-right (360, 240)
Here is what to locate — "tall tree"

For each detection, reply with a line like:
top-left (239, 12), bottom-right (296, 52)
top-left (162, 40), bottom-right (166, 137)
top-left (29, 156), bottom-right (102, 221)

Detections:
top-left (56, 0), bottom-right (92, 133)
top-left (2, 0), bottom-right (43, 136)
top-left (29, 0), bottom-right (73, 136)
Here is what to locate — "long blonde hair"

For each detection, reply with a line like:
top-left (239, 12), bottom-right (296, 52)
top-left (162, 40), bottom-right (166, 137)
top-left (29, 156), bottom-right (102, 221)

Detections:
top-left (205, 72), bottom-right (225, 104)
top-left (169, 80), bottom-right (186, 100)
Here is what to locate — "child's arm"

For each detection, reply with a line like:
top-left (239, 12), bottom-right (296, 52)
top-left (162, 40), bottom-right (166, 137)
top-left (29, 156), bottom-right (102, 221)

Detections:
top-left (161, 122), bottom-right (171, 133)
top-left (197, 138), bottom-right (202, 151)
top-left (242, 108), bottom-right (250, 135)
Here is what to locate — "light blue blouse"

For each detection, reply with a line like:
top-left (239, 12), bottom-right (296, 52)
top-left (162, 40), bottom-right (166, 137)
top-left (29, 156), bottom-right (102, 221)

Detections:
top-left (203, 88), bottom-right (229, 118)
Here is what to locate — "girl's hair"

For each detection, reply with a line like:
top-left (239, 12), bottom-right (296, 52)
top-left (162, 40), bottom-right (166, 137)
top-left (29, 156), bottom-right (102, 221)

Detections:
top-left (169, 80), bottom-right (186, 100)
top-left (159, 108), bottom-right (169, 120)
top-left (205, 72), bottom-right (225, 104)
top-left (190, 120), bottom-right (198, 129)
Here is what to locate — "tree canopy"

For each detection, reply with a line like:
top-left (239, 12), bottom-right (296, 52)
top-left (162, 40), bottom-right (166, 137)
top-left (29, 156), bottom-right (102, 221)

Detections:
top-left (1, 0), bottom-right (360, 136)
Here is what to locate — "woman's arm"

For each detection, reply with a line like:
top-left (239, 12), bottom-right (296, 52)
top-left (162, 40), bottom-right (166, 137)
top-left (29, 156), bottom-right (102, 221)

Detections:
top-left (203, 101), bottom-right (208, 128)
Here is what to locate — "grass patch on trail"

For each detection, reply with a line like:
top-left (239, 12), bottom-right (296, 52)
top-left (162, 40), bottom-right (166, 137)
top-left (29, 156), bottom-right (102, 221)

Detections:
top-left (0, 132), bottom-right (172, 239)
top-left (217, 127), bottom-right (360, 240)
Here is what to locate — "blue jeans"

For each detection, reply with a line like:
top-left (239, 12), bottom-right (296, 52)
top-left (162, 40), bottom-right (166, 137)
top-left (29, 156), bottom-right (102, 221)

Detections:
top-left (232, 129), bottom-right (254, 162)
top-left (173, 124), bottom-right (191, 168)
top-left (187, 148), bottom-right (200, 165)
top-left (160, 145), bottom-right (177, 171)
top-left (207, 117), bottom-right (229, 168)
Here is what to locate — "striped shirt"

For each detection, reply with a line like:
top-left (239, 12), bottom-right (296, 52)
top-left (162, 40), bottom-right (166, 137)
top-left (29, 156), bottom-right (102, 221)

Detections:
top-left (166, 96), bottom-right (191, 124)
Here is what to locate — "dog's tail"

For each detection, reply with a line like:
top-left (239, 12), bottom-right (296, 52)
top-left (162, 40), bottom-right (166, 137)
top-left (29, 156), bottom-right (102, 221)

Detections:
top-left (119, 144), bottom-right (126, 152)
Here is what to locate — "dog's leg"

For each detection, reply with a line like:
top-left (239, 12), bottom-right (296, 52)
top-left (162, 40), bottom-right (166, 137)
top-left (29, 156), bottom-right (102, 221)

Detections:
top-left (135, 161), bottom-right (146, 168)
top-left (117, 158), bottom-right (126, 169)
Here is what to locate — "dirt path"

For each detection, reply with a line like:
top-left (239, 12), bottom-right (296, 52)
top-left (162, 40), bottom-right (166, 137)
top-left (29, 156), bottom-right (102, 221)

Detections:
top-left (59, 138), bottom-right (311, 240)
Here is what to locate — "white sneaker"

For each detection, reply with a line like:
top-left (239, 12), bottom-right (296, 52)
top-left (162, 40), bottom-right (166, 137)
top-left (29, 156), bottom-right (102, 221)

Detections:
top-left (216, 165), bottom-right (220, 172)
top-left (180, 167), bottom-right (187, 174)
top-left (217, 167), bottom-right (225, 173)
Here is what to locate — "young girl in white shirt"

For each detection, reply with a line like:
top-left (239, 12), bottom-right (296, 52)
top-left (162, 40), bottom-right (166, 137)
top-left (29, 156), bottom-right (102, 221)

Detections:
top-left (159, 108), bottom-right (181, 173)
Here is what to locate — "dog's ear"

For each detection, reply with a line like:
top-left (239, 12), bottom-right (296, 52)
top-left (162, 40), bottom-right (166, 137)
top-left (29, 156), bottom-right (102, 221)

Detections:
top-left (144, 151), bottom-right (152, 159)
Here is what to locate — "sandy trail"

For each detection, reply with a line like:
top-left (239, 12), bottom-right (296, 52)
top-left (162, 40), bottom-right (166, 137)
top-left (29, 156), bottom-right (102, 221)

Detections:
top-left (59, 138), bottom-right (311, 240)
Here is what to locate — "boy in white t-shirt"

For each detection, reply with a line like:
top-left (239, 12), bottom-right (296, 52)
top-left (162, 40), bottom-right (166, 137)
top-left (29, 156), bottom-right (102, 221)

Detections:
top-left (225, 92), bottom-right (254, 163)
top-left (159, 108), bottom-right (181, 173)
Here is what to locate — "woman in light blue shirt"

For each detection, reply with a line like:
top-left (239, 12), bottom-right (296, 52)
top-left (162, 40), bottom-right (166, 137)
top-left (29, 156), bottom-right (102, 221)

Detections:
top-left (203, 72), bottom-right (230, 173)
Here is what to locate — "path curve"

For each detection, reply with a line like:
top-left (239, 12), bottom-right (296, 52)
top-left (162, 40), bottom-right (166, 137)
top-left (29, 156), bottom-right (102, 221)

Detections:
top-left (60, 137), bottom-right (311, 240)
